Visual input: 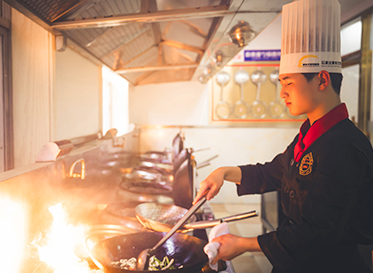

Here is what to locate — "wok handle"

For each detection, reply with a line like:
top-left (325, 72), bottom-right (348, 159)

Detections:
top-left (196, 162), bottom-right (210, 169)
top-left (191, 147), bottom-right (210, 153)
top-left (184, 210), bottom-right (259, 229)
top-left (196, 154), bottom-right (219, 169)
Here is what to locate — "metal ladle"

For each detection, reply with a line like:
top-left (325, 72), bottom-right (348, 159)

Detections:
top-left (250, 69), bottom-right (267, 118)
top-left (136, 196), bottom-right (207, 270)
top-left (233, 70), bottom-right (250, 119)
top-left (215, 71), bottom-right (232, 119)
top-left (268, 69), bottom-right (286, 118)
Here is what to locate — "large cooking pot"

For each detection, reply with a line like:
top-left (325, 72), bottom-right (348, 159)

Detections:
top-left (89, 231), bottom-right (208, 273)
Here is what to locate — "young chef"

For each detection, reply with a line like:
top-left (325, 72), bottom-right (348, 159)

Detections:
top-left (193, 0), bottom-right (373, 272)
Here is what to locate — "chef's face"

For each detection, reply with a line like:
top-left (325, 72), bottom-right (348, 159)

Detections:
top-left (278, 73), bottom-right (321, 117)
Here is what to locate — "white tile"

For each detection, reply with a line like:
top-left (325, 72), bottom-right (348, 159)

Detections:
top-left (252, 253), bottom-right (273, 273)
top-left (210, 203), bottom-right (228, 213)
top-left (236, 223), bottom-right (263, 237)
top-left (225, 203), bottom-right (260, 214)
top-left (231, 252), bottom-right (262, 273)
top-left (214, 211), bottom-right (228, 219)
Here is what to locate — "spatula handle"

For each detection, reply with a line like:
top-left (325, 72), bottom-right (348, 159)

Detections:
top-left (184, 210), bottom-right (259, 229)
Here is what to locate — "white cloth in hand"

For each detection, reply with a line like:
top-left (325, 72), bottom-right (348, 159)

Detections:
top-left (203, 222), bottom-right (230, 271)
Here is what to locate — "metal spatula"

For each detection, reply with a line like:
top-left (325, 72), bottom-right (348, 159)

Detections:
top-left (136, 196), bottom-right (207, 270)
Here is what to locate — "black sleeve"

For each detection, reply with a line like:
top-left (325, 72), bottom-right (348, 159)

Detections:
top-left (236, 139), bottom-right (295, 196)
top-left (258, 143), bottom-right (372, 271)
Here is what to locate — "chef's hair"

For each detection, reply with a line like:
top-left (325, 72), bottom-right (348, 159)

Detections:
top-left (302, 73), bottom-right (343, 95)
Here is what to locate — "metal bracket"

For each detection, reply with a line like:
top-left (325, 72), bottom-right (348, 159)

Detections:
top-left (55, 35), bottom-right (67, 52)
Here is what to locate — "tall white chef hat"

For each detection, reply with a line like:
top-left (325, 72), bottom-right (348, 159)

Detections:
top-left (279, 0), bottom-right (342, 75)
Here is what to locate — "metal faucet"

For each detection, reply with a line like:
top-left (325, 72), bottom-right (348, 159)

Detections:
top-left (69, 158), bottom-right (85, 179)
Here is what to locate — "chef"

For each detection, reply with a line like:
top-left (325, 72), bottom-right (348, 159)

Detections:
top-left (193, 0), bottom-right (373, 272)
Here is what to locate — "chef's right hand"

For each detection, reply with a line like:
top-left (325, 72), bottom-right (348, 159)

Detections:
top-left (193, 166), bottom-right (242, 204)
top-left (193, 168), bottom-right (225, 204)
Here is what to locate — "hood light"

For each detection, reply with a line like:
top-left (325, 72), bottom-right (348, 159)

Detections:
top-left (228, 21), bottom-right (256, 47)
top-left (213, 51), bottom-right (223, 67)
top-left (198, 64), bottom-right (215, 84)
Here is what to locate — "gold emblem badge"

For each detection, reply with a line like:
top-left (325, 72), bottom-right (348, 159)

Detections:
top-left (299, 152), bottom-right (313, 176)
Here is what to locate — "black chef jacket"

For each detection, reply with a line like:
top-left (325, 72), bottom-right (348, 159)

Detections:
top-left (238, 118), bottom-right (373, 273)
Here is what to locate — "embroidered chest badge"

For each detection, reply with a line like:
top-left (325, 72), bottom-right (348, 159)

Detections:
top-left (299, 152), bottom-right (314, 176)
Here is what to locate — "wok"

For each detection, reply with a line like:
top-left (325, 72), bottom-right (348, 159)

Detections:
top-left (99, 202), bottom-right (145, 232)
top-left (139, 151), bottom-right (171, 163)
top-left (120, 179), bottom-right (172, 195)
top-left (89, 231), bottom-right (208, 273)
top-left (123, 168), bottom-right (162, 182)
top-left (136, 202), bottom-right (258, 232)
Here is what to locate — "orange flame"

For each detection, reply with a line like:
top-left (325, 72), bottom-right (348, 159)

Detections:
top-left (34, 203), bottom-right (102, 273)
top-left (0, 196), bottom-right (27, 273)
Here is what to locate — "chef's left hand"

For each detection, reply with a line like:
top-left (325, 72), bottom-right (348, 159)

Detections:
top-left (211, 234), bottom-right (261, 265)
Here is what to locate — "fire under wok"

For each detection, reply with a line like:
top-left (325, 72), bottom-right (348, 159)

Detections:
top-left (89, 231), bottom-right (208, 273)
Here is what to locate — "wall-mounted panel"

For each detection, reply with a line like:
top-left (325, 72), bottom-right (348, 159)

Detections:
top-left (12, 9), bottom-right (52, 168)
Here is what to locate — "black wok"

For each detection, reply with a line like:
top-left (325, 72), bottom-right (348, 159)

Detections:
top-left (89, 231), bottom-right (208, 273)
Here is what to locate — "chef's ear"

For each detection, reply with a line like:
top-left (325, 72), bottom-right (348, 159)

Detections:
top-left (318, 70), bottom-right (330, 91)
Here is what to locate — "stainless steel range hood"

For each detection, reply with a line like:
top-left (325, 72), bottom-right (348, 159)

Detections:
top-left (5, 0), bottom-right (292, 85)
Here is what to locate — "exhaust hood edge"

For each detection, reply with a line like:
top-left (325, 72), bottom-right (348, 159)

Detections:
top-left (192, 0), bottom-right (292, 83)
top-left (192, 12), bottom-right (280, 83)
top-left (6, 0), bottom-right (294, 86)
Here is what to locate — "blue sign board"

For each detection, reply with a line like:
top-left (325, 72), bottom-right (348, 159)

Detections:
top-left (244, 50), bottom-right (281, 62)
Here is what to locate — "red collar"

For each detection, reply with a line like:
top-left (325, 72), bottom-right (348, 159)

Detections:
top-left (294, 103), bottom-right (349, 162)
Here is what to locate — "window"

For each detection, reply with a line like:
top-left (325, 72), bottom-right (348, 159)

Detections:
top-left (340, 18), bottom-right (362, 124)
top-left (102, 66), bottom-right (129, 136)
top-left (341, 18), bottom-right (362, 56)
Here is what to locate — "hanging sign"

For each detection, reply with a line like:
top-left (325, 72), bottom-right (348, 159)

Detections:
top-left (244, 50), bottom-right (281, 62)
